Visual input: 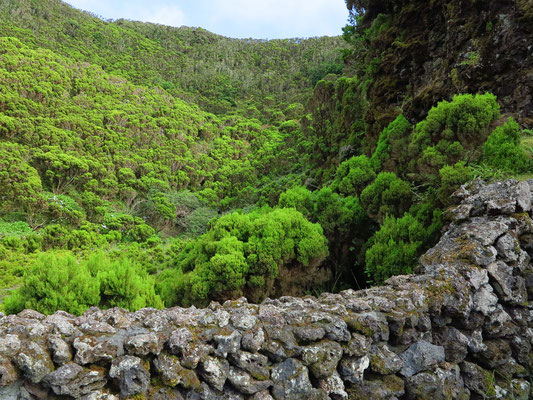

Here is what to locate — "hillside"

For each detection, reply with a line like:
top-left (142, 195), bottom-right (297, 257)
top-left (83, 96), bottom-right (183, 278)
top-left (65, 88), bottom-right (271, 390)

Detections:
top-left (0, 0), bottom-right (532, 320)
top-left (0, 0), bottom-right (347, 115)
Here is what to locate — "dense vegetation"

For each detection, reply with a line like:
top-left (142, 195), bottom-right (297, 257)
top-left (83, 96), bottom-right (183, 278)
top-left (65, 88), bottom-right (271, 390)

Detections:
top-left (1, 0), bottom-right (531, 315)
top-left (0, 0), bottom-right (346, 115)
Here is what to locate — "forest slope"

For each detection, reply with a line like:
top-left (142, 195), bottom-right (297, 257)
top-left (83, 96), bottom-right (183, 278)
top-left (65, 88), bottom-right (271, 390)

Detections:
top-left (0, 0), bottom-right (347, 115)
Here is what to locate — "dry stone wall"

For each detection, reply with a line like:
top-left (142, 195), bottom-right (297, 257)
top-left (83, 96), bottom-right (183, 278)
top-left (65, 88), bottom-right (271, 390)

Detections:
top-left (1, 179), bottom-right (533, 399)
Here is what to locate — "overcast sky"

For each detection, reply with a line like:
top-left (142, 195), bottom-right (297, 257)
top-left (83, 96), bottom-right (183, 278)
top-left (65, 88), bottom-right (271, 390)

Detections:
top-left (64, 0), bottom-right (349, 39)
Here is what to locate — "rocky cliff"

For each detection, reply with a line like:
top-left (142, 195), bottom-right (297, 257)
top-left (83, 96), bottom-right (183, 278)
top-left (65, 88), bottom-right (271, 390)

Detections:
top-left (346, 0), bottom-right (533, 139)
top-left (1, 179), bottom-right (533, 399)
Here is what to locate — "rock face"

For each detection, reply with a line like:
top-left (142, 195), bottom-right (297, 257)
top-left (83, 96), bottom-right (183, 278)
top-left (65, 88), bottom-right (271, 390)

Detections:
top-left (347, 0), bottom-right (533, 138)
top-left (0, 179), bottom-right (532, 399)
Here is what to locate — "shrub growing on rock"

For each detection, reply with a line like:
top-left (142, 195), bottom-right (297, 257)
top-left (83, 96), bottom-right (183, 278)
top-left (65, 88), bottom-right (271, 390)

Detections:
top-left (482, 118), bottom-right (531, 173)
top-left (408, 93), bottom-right (500, 181)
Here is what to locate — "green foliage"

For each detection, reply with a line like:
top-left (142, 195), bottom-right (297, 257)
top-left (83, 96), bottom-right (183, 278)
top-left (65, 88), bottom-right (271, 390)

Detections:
top-left (0, 36), bottom-right (309, 233)
top-left (3, 253), bottom-right (100, 315)
top-left (0, 0), bottom-right (530, 312)
top-left (88, 254), bottom-right (164, 310)
top-left (482, 118), bottom-right (531, 173)
top-left (3, 252), bottom-right (163, 315)
top-left (365, 213), bottom-right (427, 285)
top-left (278, 186), bottom-right (314, 217)
top-left (409, 93), bottom-right (500, 181)
top-left (370, 114), bottom-right (411, 172)
top-left (331, 155), bottom-right (376, 196)
top-left (313, 188), bottom-right (367, 239)
top-left (308, 62), bottom-right (344, 86)
top-left (0, 221), bottom-right (33, 237)
top-left (437, 162), bottom-right (474, 206)
top-left (158, 208), bottom-right (328, 306)
top-left (0, 1), bottom-right (347, 115)
top-left (279, 185), bottom-right (369, 242)
top-left (303, 75), bottom-right (366, 181)
top-left (360, 172), bottom-right (412, 222)
top-left (0, 142), bottom-right (43, 214)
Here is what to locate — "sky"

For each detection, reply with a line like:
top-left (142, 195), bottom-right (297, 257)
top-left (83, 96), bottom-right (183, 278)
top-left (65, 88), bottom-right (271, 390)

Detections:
top-left (64, 0), bottom-right (349, 39)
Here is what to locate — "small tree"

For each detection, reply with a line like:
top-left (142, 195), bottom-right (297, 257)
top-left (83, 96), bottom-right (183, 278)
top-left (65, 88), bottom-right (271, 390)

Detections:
top-left (159, 208), bottom-right (329, 306)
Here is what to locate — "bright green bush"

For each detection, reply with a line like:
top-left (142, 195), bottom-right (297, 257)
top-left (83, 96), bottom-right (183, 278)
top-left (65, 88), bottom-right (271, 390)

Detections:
top-left (360, 172), bottom-right (412, 222)
top-left (3, 252), bottom-right (163, 315)
top-left (3, 253), bottom-right (100, 315)
top-left (278, 186), bottom-right (314, 217)
top-left (437, 162), bottom-right (474, 206)
top-left (0, 221), bottom-right (33, 237)
top-left (409, 93), bottom-right (500, 179)
top-left (411, 93), bottom-right (499, 152)
top-left (365, 213), bottom-right (427, 285)
top-left (158, 208), bottom-right (328, 306)
top-left (482, 118), bottom-right (531, 173)
top-left (279, 185), bottom-right (369, 244)
top-left (87, 254), bottom-right (164, 311)
top-left (331, 155), bottom-right (376, 196)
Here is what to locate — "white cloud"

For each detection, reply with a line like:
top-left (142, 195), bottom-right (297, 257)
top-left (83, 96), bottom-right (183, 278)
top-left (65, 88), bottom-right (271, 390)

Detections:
top-left (65, 1), bottom-right (186, 26)
top-left (207, 0), bottom-right (347, 37)
top-left (65, 0), bottom-right (111, 16)
top-left (64, 0), bottom-right (347, 38)
top-left (143, 5), bottom-right (186, 26)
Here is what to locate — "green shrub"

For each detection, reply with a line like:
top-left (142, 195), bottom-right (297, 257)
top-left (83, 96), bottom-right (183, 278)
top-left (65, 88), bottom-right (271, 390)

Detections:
top-left (41, 224), bottom-right (71, 249)
top-left (159, 208), bottom-right (328, 306)
top-left (409, 93), bottom-right (500, 180)
top-left (482, 118), bottom-right (531, 173)
top-left (313, 187), bottom-right (368, 239)
top-left (360, 172), bottom-right (412, 222)
top-left (129, 223), bottom-right (156, 242)
top-left (370, 114), bottom-right (411, 171)
top-left (0, 142), bottom-right (43, 214)
top-left (3, 252), bottom-right (163, 315)
top-left (0, 221), bottom-right (33, 237)
top-left (331, 155), bottom-right (376, 196)
top-left (411, 93), bottom-right (499, 151)
top-left (43, 192), bottom-right (86, 226)
top-left (278, 186), bottom-right (314, 217)
top-left (279, 185), bottom-right (369, 243)
top-left (2, 236), bottom-right (23, 250)
top-left (3, 253), bottom-right (100, 315)
top-left (88, 254), bottom-right (164, 311)
top-left (437, 162), bottom-right (473, 206)
top-left (23, 234), bottom-right (43, 253)
top-left (365, 213), bottom-right (427, 285)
